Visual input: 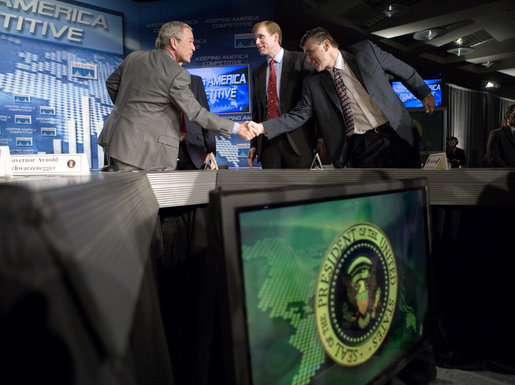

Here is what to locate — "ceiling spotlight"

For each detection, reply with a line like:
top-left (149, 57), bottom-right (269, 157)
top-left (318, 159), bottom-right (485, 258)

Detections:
top-left (482, 61), bottom-right (494, 68)
top-left (382, 2), bottom-right (402, 17)
top-left (483, 80), bottom-right (500, 89)
top-left (413, 28), bottom-right (447, 41)
top-left (446, 47), bottom-right (474, 56)
top-left (455, 38), bottom-right (464, 46)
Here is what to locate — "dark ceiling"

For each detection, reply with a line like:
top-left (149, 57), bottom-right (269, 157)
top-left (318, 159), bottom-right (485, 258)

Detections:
top-left (275, 0), bottom-right (515, 99)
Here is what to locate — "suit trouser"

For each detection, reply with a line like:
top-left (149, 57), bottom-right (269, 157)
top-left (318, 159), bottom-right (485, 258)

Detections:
top-left (259, 135), bottom-right (313, 169)
top-left (347, 124), bottom-right (421, 168)
top-left (177, 143), bottom-right (199, 170)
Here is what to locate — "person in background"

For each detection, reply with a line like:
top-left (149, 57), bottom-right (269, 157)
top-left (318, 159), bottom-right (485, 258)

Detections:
top-left (487, 104), bottom-right (515, 167)
top-left (446, 136), bottom-right (466, 168)
top-left (97, 21), bottom-right (255, 171)
top-left (176, 75), bottom-right (217, 170)
top-left (249, 27), bottom-right (435, 168)
top-left (248, 21), bottom-right (318, 169)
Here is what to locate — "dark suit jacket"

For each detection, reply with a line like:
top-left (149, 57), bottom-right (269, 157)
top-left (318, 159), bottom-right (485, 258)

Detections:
top-left (182, 75), bottom-right (216, 169)
top-left (446, 146), bottom-right (466, 167)
top-left (263, 40), bottom-right (430, 166)
top-left (252, 49), bottom-right (316, 165)
top-left (487, 126), bottom-right (515, 167)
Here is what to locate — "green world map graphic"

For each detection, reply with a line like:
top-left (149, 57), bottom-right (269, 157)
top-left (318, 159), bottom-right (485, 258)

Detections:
top-left (239, 194), bottom-right (427, 385)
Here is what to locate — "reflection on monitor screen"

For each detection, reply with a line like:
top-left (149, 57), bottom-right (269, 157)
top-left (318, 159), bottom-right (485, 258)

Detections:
top-left (392, 79), bottom-right (442, 108)
top-left (210, 179), bottom-right (432, 385)
top-left (186, 65), bottom-right (250, 114)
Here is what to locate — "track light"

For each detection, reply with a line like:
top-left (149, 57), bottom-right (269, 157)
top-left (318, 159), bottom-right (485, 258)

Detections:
top-left (413, 28), bottom-right (447, 41)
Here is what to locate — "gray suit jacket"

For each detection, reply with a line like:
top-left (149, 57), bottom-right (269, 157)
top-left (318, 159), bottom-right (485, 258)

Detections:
top-left (182, 75), bottom-right (216, 169)
top-left (97, 49), bottom-right (234, 170)
top-left (263, 40), bottom-right (430, 166)
top-left (251, 50), bottom-right (315, 163)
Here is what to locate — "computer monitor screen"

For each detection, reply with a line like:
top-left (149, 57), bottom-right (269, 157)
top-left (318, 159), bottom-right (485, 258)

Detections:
top-left (209, 178), bottom-right (433, 385)
top-left (186, 65), bottom-right (250, 114)
top-left (392, 79), bottom-right (442, 108)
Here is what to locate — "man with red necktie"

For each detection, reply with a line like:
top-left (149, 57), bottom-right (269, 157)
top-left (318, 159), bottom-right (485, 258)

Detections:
top-left (248, 21), bottom-right (318, 169)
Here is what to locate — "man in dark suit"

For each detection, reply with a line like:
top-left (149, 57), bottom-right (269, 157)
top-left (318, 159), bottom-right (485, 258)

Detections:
top-left (250, 27), bottom-right (435, 168)
top-left (248, 21), bottom-right (317, 169)
top-left (97, 21), bottom-right (254, 171)
top-left (446, 136), bottom-right (466, 168)
top-left (487, 104), bottom-right (515, 167)
top-left (177, 74), bottom-right (217, 170)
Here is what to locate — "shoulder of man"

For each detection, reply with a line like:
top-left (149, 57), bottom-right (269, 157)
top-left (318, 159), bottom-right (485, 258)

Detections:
top-left (284, 49), bottom-right (316, 72)
top-left (344, 39), bottom-right (376, 54)
top-left (284, 49), bottom-right (304, 59)
top-left (126, 49), bottom-right (154, 59)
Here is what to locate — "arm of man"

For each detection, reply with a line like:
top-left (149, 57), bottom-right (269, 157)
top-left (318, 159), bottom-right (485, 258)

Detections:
top-left (261, 78), bottom-right (315, 140)
top-left (106, 60), bottom-right (125, 103)
top-left (368, 41), bottom-right (434, 113)
top-left (168, 68), bottom-right (236, 139)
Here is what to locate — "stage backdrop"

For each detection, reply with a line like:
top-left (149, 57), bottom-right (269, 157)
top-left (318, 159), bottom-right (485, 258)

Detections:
top-left (0, 0), bottom-right (273, 169)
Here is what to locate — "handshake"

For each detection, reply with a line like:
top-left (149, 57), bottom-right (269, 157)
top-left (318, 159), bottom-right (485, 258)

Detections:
top-left (236, 121), bottom-right (266, 141)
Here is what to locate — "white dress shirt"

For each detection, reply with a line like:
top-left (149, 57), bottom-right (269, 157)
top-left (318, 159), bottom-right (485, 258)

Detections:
top-left (332, 52), bottom-right (388, 135)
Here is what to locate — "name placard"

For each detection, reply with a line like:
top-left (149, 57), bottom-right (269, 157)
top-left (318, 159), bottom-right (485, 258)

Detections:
top-left (10, 153), bottom-right (90, 175)
top-left (423, 152), bottom-right (449, 170)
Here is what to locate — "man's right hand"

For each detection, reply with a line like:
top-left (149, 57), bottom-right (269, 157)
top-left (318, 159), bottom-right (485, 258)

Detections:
top-left (237, 121), bottom-right (254, 140)
top-left (248, 121), bottom-right (266, 136)
top-left (237, 121), bottom-right (266, 141)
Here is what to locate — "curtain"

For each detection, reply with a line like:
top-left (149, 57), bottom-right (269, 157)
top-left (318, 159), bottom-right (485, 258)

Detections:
top-left (447, 84), bottom-right (515, 167)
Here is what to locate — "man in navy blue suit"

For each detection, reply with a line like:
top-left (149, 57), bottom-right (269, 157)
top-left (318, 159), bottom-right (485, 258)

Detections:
top-left (177, 74), bottom-right (217, 170)
top-left (250, 27), bottom-right (435, 168)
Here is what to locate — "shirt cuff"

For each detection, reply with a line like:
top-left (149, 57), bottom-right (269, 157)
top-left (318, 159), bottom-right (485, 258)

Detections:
top-left (232, 122), bottom-right (239, 134)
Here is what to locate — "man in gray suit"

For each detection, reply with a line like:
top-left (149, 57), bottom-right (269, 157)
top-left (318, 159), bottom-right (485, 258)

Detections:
top-left (97, 21), bottom-right (254, 171)
top-left (250, 27), bottom-right (435, 168)
top-left (248, 21), bottom-right (317, 169)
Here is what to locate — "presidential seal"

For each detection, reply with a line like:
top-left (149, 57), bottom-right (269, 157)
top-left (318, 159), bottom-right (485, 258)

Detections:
top-left (315, 223), bottom-right (398, 366)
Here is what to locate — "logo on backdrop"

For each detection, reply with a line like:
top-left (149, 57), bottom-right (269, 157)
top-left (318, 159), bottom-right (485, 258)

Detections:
top-left (315, 223), bottom-right (398, 366)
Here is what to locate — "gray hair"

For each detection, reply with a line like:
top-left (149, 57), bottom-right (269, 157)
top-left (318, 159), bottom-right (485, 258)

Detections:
top-left (155, 21), bottom-right (192, 49)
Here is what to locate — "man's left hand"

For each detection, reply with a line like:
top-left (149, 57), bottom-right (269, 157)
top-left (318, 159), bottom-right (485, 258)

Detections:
top-left (422, 93), bottom-right (436, 115)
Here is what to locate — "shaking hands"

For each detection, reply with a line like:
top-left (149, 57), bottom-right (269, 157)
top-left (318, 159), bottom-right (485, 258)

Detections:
top-left (237, 121), bottom-right (266, 141)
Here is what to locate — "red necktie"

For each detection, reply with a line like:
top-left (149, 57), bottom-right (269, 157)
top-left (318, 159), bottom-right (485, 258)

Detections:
top-left (333, 67), bottom-right (354, 136)
top-left (266, 59), bottom-right (279, 119)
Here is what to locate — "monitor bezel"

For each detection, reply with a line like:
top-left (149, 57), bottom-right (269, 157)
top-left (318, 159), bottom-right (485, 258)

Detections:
top-left (209, 177), bottom-right (434, 385)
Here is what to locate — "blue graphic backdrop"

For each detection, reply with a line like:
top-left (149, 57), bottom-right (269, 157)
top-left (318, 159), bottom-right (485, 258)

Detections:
top-left (187, 65), bottom-right (251, 114)
top-left (392, 79), bottom-right (443, 109)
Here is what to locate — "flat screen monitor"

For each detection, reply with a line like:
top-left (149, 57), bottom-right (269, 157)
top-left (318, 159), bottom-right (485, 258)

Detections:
top-left (392, 79), bottom-right (442, 108)
top-left (209, 178), bottom-right (433, 385)
top-left (186, 64), bottom-right (250, 114)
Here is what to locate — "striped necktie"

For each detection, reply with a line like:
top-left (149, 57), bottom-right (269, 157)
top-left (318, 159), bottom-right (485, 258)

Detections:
top-left (266, 59), bottom-right (279, 119)
top-left (333, 67), bottom-right (354, 136)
